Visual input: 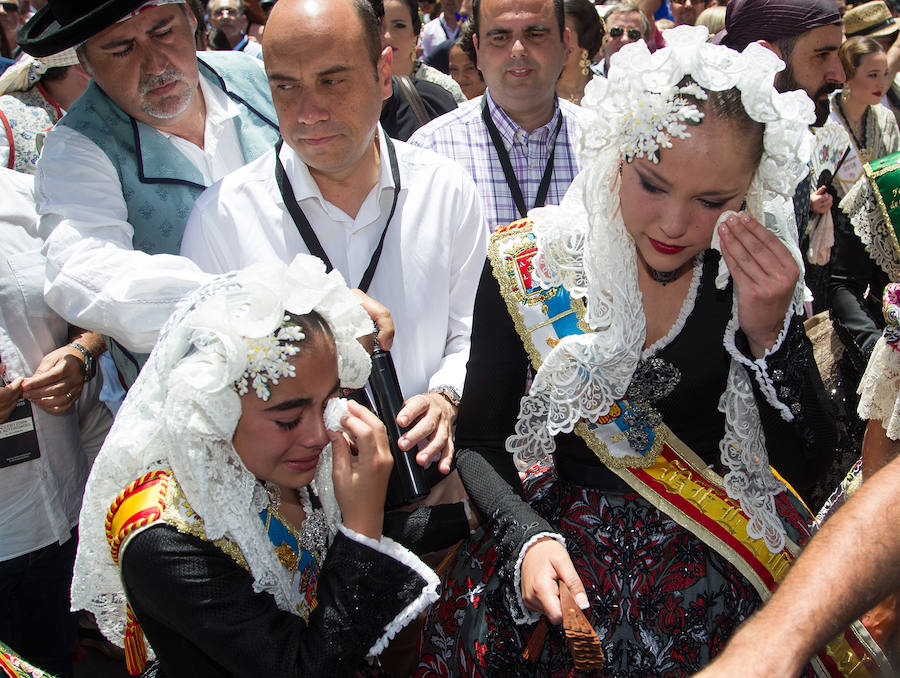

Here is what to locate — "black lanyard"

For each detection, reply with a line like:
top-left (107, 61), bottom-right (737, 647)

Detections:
top-left (274, 135), bottom-right (401, 294)
top-left (481, 97), bottom-right (563, 219)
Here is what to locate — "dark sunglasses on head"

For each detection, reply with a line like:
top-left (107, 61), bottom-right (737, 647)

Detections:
top-left (0, 2), bottom-right (18, 12)
top-left (608, 26), bottom-right (642, 40)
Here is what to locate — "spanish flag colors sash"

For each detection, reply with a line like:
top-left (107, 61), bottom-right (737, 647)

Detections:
top-left (489, 219), bottom-right (891, 677)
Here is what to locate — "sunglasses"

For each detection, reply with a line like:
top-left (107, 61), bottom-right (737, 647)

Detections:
top-left (609, 26), bottom-right (642, 40)
top-left (0, 2), bottom-right (18, 12)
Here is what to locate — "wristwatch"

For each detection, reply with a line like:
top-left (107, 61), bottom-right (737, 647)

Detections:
top-left (428, 385), bottom-right (461, 409)
top-left (68, 342), bottom-right (97, 382)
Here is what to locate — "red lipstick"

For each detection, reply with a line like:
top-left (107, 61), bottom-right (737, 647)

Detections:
top-left (649, 237), bottom-right (686, 255)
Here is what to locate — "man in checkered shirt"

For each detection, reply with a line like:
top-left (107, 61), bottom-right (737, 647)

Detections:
top-left (409, 0), bottom-right (581, 232)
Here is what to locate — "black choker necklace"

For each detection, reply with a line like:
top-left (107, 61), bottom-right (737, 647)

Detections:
top-left (648, 265), bottom-right (682, 285)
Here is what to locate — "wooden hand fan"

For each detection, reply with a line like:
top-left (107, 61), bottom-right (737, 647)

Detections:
top-left (559, 581), bottom-right (604, 671)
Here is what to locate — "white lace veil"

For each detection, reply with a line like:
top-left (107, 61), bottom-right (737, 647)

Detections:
top-left (511, 26), bottom-right (815, 553)
top-left (71, 254), bottom-right (374, 649)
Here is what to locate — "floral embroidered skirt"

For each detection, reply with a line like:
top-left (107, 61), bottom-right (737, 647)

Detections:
top-left (415, 463), bottom-right (816, 678)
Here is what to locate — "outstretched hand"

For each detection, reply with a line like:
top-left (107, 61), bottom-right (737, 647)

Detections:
top-left (718, 212), bottom-right (798, 358)
top-left (329, 400), bottom-right (393, 539)
top-left (520, 537), bottom-right (590, 625)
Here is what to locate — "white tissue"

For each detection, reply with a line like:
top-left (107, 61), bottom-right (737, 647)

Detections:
top-left (712, 210), bottom-right (741, 290)
top-left (324, 397), bottom-right (350, 432)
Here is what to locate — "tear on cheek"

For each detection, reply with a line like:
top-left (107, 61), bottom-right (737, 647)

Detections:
top-left (324, 397), bottom-right (350, 432)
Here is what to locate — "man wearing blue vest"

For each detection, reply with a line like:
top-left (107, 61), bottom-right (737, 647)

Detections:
top-left (16, 0), bottom-right (281, 388)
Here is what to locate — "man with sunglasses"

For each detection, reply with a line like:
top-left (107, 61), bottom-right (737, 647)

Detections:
top-left (409, 0), bottom-right (581, 231)
top-left (598, 3), bottom-right (648, 76)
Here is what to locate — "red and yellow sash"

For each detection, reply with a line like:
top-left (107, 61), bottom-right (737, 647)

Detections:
top-left (489, 219), bottom-right (890, 677)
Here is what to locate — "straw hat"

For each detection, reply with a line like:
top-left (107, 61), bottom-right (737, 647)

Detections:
top-left (844, 1), bottom-right (898, 39)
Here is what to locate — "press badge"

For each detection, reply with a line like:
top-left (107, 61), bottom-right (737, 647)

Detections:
top-left (0, 396), bottom-right (40, 467)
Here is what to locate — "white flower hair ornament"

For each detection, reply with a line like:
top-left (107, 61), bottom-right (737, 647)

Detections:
top-left (581, 25), bottom-right (815, 199)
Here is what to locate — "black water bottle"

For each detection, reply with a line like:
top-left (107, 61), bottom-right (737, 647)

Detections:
top-left (368, 339), bottom-right (429, 507)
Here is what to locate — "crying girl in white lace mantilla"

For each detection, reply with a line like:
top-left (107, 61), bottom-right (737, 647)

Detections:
top-left (415, 26), bottom-right (848, 678)
top-left (70, 254), bottom-right (439, 677)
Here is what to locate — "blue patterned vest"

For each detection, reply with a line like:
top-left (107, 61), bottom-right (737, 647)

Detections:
top-left (59, 51), bottom-right (279, 385)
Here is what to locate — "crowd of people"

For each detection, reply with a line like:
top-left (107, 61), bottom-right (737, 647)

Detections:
top-left (1, 0), bottom-right (900, 677)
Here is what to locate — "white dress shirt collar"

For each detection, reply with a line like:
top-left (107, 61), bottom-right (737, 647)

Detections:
top-left (277, 124), bottom-right (398, 230)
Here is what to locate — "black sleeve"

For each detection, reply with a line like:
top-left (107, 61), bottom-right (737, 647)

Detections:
top-left (828, 215), bottom-right (885, 366)
top-left (122, 525), bottom-right (430, 678)
top-left (454, 260), bottom-right (557, 576)
top-left (736, 314), bottom-right (838, 504)
top-left (382, 502), bottom-right (470, 554)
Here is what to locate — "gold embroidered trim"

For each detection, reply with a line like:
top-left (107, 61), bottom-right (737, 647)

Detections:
top-left (488, 221), bottom-right (665, 469)
top-left (159, 477), bottom-right (249, 572)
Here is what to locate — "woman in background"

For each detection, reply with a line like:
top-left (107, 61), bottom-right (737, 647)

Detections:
top-left (556, 0), bottom-right (605, 105)
top-left (382, 0), bottom-right (466, 103)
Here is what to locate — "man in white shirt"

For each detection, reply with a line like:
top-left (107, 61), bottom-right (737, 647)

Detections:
top-left (421, 0), bottom-right (464, 58)
top-left (181, 0), bottom-right (487, 479)
top-left (0, 167), bottom-right (104, 678)
top-left (16, 0), bottom-right (281, 387)
top-left (206, 0), bottom-right (262, 58)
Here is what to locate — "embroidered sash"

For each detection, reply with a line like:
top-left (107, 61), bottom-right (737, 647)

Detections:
top-left (864, 151), bottom-right (900, 268)
top-left (489, 219), bottom-right (891, 677)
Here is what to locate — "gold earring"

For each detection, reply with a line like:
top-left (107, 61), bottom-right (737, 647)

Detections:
top-left (841, 86), bottom-right (851, 103)
top-left (579, 49), bottom-right (591, 76)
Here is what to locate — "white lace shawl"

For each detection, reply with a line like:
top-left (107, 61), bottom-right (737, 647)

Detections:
top-left (71, 255), bottom-right (373, 651)
top-left (840, 176), bottom-right (900, 283)
top-left (507, 27), bottom-right (814, 554)
top-left (858, 336), bottom-right (900, 440)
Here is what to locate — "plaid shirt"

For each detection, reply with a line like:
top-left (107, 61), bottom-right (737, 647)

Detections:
top-left (409, 91), bottom-right (582, 231)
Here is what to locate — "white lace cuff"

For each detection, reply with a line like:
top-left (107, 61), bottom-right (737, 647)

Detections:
top-left (858, 336), bottom-right (900, 440)
top-left (724, 309), bottom-right (794, 422)
top-left (510, 531), bottom-right (566, 625)
top-left (337, 524), bottom-right (441, 657)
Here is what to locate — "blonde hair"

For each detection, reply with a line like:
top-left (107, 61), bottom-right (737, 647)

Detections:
top-left (696, 5), bottom-right (725, 36)
top-left (839, 35), bottom-right (885, 80)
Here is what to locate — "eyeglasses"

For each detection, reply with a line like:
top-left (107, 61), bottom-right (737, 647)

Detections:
top-left (608, 26), bottom-right (642, 40)
top-left (0, 3), bottom-right (18, 12)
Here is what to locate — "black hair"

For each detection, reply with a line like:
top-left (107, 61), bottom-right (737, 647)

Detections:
top-left (471, 0), bottom-right (565, 43)
top-left (454, 20), bottom-right (483, 80)
top-left (357, 0), bottom-right (386, 74)
top-left (283, 310), bottom-right (335, 351)
top-left (680, 78), bottom-right (765, 168)
top-left (563, 0), bottom-right (605, 59)
top-left (394, 0), bottom-right (423, 35)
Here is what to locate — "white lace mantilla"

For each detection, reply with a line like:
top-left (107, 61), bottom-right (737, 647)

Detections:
top-left (840, 178), bottom-right (900, 283)
top-left (504, 27), bottom-right (814, 554)
top-left (72, 255), bottom-right (373, 652)
top-left (858, 336), bottom-right (900, 440)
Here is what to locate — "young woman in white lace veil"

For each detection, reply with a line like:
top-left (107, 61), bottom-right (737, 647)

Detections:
top-left (71, 254), bottom-right (439, 677)
top-left (414, 26), bottom-right (864, 678)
